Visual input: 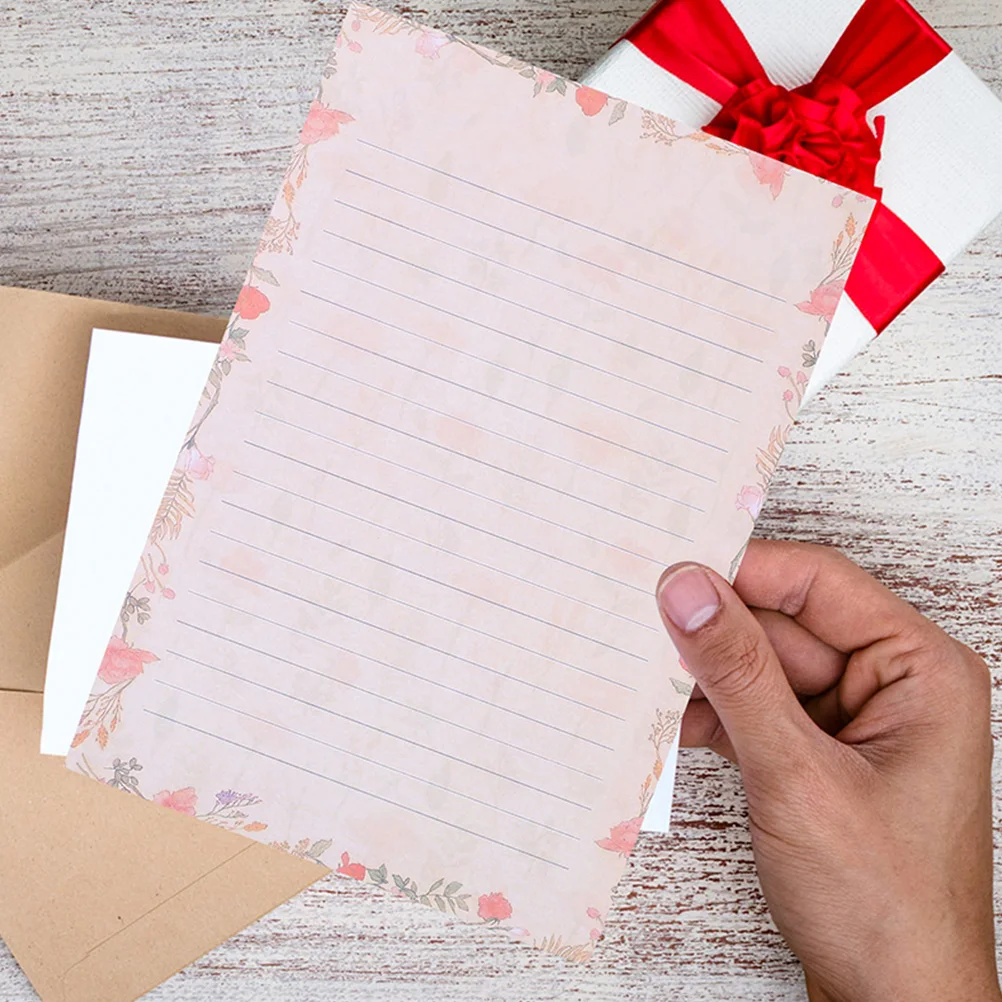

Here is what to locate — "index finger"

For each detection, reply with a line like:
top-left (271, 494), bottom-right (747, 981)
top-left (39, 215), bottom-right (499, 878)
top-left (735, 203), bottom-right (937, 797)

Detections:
top-left (733, 539), bottom-right (926, 653)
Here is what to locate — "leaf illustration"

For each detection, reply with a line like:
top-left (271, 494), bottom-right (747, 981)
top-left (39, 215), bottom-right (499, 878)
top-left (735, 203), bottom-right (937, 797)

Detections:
top-left (250, 265), bottom-right (280, 286)
top-left (608, 100), bottom-right (627, 126)
top-left (149, 470), bottom-right (195, 545)
top-left (307, 838), bottom-right (333, 860)
top-left (670, 678), bottom-right (693, 696)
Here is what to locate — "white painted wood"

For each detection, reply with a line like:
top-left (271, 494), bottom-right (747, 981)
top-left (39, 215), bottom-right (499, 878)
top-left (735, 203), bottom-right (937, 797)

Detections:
top-left (2, 1), bottom-right (1001, 998)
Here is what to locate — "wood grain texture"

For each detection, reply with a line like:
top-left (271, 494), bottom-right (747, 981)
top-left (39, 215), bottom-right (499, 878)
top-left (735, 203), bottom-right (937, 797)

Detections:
top-left (2, 1), bottom-right (1001, 999)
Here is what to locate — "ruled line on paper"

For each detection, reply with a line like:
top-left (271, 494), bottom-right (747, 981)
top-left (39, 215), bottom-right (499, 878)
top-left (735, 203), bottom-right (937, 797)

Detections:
top-left (230, 470), bottom-right (657, 630)
top-left (355, 138), bottom-right (788, 302)
top-left (251, 422), bottom-right (676, 563)
top-left (322, 227), bottom-right (765, 365)
top-left (293, 305), bottom-right (725, 501)
top-left (261, 386), bottom-right (700, 543)
top-left (184, 595), bottom-right (618, 753)
top-left (146, 710), bottom-right (572, 869)
top-left (204, 508), bottom-right (644, 664)
top-left (165, 630), bottom-right (606, 779)
top-left (237, 448), bottom-right (654, 594)
top-left (313, 257), bottom-right (753, 393)
top-left (154, 660), bottom-right (590, 810)
top-left (200, 559), bottom-right (630, 720)
top-left (327, 197), bottom-right (775, 337)
top-left (155, 677), bottom-right (584, 839)
top-left (231, 469), bottom-right (655, 603)
top-left (262, 383), bottom-right (704, 533)
top-left (289, 312), bottom-right (712, 506)
top-left (289, 307), bottom-right (729, 455)
top-left (344, 168), bottom-right (772, 337)
top-left (271, 351), bottom-right (717, 488)
top-left (300, 285), bottom-right (740, 422)
top-left (210, 524), bottom-right (644, 682)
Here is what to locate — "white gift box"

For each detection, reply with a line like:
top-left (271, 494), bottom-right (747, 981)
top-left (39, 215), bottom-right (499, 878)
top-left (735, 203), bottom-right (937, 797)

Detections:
top-left (584, 0), bottom-right (1002, 400)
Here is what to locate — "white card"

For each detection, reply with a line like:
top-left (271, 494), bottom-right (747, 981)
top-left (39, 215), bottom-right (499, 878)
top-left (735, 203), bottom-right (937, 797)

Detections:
top-left (41, 330), bottom-right (217, 755)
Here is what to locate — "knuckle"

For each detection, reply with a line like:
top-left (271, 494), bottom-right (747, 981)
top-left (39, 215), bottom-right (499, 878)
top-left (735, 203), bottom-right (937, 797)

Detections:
top-left (883, 624), bottom-right (992, 714)
top-left (699, 628), bottom-right (771, 701)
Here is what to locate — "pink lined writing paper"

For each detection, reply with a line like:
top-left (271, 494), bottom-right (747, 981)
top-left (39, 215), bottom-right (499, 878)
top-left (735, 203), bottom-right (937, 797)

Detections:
top-left (66, 3), bottom-right (872, 956)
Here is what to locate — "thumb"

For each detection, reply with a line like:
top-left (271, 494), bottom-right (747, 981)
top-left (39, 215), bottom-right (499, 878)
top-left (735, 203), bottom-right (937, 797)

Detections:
top-left (656, 562), bottom-right (813, 773)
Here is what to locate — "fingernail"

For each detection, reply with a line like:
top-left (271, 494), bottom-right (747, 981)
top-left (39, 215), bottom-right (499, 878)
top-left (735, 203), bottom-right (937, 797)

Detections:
top-left (657, 565), bottom-right (720, 633)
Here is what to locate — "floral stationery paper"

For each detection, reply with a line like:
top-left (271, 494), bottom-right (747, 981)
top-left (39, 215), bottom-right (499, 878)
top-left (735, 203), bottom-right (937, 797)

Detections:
top-left (67, 3), bottom-right (871, 957)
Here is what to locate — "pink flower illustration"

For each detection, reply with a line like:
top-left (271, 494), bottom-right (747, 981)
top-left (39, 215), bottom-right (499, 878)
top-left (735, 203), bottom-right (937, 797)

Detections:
top-left (595, 816), bottom-right (643, 857)
top-left (97, 635), bottom-right (158, 685)
top-left (748, 151), bottom-right (789, 199)
top-left (477, 892), bottom-right (513, 923)
top-left (158, 562), bottom-right (169, 575)
top-left (234, 284), bottom-right (271, 320)
top-left (586, 906), bottom-right (601, 919)
top-left (783, 389), bottom-right (795, 402)
top-left (575, 86), bottom-right (608, 117)
top-left (183, 446), bottom-right (215, 480)
top-left (414, 29), bottom-right (450, 59)
top-left (336, 852), bottom-right (366, 880)
top-left (153, 787), bottom-right (198, 816)
top-left (796, 371), bottom-right (808, 385)
top-left (590, 928), bottom-right (602, 940)
top-left (219, 338), bottom-right (239, 362)
top-left (298, 101), bottom-right (354, 145)
top-left (796, 279), bottom-right (845, 324)
top-left (162, 588), bottom-right (176, 600)
top-left (535, 70), bottom-right (556, 90)
top-left (735, 484), bottom-right (764, 519)
top-left (777, 365), bottom-right (791, 377)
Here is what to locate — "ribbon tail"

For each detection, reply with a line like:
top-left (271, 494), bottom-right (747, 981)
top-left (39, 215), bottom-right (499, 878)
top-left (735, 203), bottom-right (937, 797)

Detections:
top-left (845, 203), bottom-right (944, 333)
top-left (818, 0), bottom-right (950, 108)
top-left (625, 0), bottom-right (767, 107)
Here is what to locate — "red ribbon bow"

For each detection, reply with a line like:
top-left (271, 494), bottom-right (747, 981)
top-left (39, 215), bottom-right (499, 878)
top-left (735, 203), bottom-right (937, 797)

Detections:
top-left (627, 0), bottom-right (950, 331)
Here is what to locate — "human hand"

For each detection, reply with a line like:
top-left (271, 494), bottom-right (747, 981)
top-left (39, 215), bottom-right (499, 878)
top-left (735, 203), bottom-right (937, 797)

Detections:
top-left (656, 540), bottom-right (1000, 1002)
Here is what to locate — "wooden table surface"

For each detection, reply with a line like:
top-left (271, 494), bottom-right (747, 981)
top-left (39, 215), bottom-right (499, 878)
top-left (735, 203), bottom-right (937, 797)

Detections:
top-left (3, 1), bottom-right (1002, 998)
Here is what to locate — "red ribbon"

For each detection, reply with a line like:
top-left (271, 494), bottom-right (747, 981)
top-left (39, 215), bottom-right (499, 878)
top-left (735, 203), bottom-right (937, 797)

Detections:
top-left (627, 0), bottom-right (949, 331)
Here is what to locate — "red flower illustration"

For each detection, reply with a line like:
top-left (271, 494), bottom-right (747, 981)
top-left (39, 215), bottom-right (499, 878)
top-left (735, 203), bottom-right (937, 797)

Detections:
top-left (298, 101), bottom-right (355, 145)
top-left (796, 279), bottom-right (845, 324)
top-left (748, 151), bottom-right (789, 199)
top-left (735, 484), bottom-right (765, 519)
top-left (477, 891), bottom-right (513, 923)
top-left (97, 635), bottom-right (158, 685)
top-left (595, 816), bottom-right (643, 857)
top-left (153, 787), bottom-right (198, 816)
top-left (336, 852), bottom-right (366, 880)
top-left (575, 86), bottom-right (609, 117)
top-left (182, 444), bottom-right (215, 480)
top-left (234, 285), bottom-right (270, 320)
top-left (415, 30), bottom-right (450, 59)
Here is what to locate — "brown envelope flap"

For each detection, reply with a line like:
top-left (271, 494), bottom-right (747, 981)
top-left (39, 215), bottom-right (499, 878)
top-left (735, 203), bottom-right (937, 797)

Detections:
top-left (0, 692), bottom-right (323, 1002)
top-left (0, 286), bottom-right (226, 692)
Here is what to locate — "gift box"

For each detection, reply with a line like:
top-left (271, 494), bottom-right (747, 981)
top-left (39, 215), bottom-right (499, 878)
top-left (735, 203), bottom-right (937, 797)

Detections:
top-left (583, 0), bottom-right (1002, 398)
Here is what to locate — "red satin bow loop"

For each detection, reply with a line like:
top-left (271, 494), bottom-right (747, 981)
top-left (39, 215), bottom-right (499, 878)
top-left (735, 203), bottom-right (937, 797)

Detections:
top-left (626, 0), bottom-right (950, 331)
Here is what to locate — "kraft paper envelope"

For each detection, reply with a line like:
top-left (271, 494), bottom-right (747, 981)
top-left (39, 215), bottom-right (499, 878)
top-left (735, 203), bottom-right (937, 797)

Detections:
top-left (0, 285), bottom-right (324, 1002)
